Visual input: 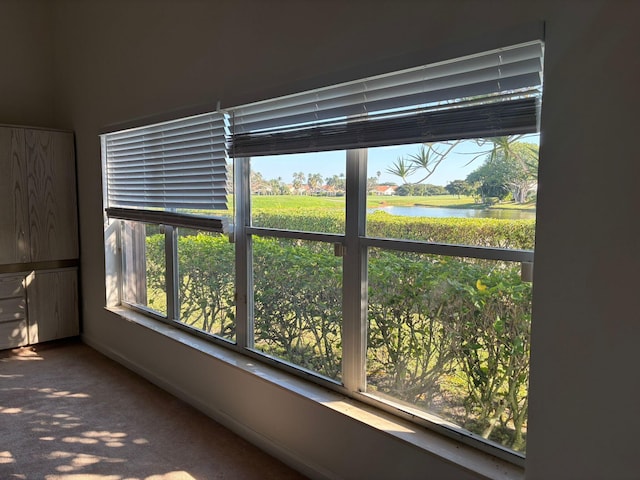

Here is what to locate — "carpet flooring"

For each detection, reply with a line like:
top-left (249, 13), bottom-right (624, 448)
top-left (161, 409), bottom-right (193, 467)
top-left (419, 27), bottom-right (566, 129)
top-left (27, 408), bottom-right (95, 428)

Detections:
top-left (0, 339), bottom-right (308, 480)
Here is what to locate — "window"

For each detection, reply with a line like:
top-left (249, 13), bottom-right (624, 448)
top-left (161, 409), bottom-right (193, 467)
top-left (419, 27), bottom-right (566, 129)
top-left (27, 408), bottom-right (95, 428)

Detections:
top-left (103, 40), bottom-right (543, 462)
top-left (102, 113), bottom-right (236, 341)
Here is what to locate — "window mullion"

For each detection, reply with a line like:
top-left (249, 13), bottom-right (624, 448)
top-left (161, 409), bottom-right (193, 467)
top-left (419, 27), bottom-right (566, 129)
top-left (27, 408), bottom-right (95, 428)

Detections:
top-left (342, 148), bottom-right (368, 392)
top-left (165, 225), bottom-right (179, 321)
top-left (116, 220), bottom-right (124, 305)
top-left (235, 157), bottom-right (252, 349)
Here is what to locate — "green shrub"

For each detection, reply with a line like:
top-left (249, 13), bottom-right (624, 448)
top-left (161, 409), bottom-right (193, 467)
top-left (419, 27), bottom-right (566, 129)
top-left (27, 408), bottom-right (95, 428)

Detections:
top-left (252, 237), bottom-right (342, 379)
top-left (144, 211), bottom-right (533, 451)
top-left (252, 211), bottom-right (344, 234)
top-left (367, 250), bottom-right (531, 450)
top-left (253, 210), bottom-right (535, 249)
top-left (367, 211), bottom-right (535, 249)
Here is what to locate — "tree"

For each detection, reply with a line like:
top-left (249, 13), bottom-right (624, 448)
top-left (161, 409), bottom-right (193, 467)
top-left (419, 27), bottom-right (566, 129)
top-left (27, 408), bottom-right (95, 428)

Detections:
top-left (326, 174), bottom-right (346, 192)
top-left (445, 180), bottom-right (470, 198)
top-left (292, 172), bottom-right (306, 193)
top-left (250, 171), bottom-right (269, 194)
top-left (384, 138), bottom-right (538, 205)
top-left (466, 166), bottom-right (509, 203)
top-left (366, 176), bottom-right (379, 192)
top-left (386, 157), bottom-right (415, 184)
top-left (395, 184), bottom-right (413, 196)
top-left (386, 142), bottom-right (459, 187)
top-left (422, 184), bottom-right (447, 196)
top-left (269, 177), bottom-right (287, 195)
top-left (405, 143), bottom-right (458, 184)
top-left (466, 141), bottom-right (538, 204)
top-left (226, 164), bottom-right (234, 194)
top-left (307, 173), bottom-right (324, 193)
top-left (499, 141), bottom-right (538, 203)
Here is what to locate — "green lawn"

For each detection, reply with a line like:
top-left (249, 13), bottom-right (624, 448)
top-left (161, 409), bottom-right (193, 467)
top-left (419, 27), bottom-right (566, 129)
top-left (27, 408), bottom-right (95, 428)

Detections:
top-left (367, 194), bottom-right (477, 208)
top-left (251, 195), bottom-right (346, 211)
top-left (247, 194), bottom-right (536, 212)
top-left (486, 200), bottom-right (536, 211)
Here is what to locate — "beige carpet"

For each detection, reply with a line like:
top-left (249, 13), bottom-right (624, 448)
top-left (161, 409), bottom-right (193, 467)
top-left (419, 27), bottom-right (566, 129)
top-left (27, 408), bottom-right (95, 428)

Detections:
top-left (0, 339), bottom-right (308, 480)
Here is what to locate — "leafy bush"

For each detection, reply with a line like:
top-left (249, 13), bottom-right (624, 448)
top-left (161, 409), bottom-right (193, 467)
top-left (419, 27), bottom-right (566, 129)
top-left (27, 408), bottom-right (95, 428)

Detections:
top-left (146, 232), bottom-right (235, 339)
top-left (368, 211), bottom-right (535, 249)
top-left (252, 237), bottom-right (342, 379)
top-left (177, 232), bottom-right (235, 339)
top-left (252, 211), bottom-right (344, 234)
top-left (145, 211), bottom-right (533, 451)
top-left (253, 210), bottom-right (535, 249)
top-left (367, 250), bottom-right (531, 450)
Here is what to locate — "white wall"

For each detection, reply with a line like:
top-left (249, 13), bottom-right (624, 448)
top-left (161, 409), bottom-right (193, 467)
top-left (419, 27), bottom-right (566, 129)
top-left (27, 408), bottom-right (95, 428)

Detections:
top-left (526, 3), bottom-right (640, 478)
top-left (0, 0), bottom-right (54, 126)
top-left (13, 0), bottom-right (637, 478)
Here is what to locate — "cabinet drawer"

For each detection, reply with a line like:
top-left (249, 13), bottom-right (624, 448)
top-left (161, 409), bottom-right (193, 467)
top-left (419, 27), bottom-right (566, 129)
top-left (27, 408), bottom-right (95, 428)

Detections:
top-left (0, 318), bottom-right (28, 349)
top-left (27, 268), bottom-right (78, 344)
top-left (0, 297), bottom-right (26, 322)
top-left (0, 276), bottom-right (24, 298)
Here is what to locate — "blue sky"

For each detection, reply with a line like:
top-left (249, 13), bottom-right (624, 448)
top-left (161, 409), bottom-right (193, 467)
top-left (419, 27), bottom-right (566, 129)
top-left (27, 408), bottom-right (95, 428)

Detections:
top-left (250, 135), bottom-right (539, 187)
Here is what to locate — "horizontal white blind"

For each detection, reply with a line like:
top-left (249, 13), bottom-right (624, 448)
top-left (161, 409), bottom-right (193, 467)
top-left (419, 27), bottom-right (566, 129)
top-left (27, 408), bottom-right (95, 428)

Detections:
top-left (232, 97), bottom-right (539, 156)
top-left (104, 112), bottom-right (229, 211)
top-left (230, 41), bottom-right (543, 156)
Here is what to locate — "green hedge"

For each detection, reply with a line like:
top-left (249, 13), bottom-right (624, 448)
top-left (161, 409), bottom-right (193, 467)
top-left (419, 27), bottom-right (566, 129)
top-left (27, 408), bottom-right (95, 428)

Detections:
top-left (144, 211), bottom-right (533, 451)
top-left (253, 210), bottom-right (535, 249)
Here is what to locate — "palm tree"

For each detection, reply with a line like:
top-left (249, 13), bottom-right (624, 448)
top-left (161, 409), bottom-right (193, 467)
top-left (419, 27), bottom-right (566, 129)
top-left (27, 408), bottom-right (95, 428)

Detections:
top-left (292, 172), bottom-right (306, 193)
top-left (250, 171), bottom-right (267, 194)
top-left (406, 143), bottom-right (458, 184)
top-left (386, 142), bottom-right (459, 185)
top-left (385, 156), bottom-right (415, 184)
top-left (307, 173), bottom-right (324, 193)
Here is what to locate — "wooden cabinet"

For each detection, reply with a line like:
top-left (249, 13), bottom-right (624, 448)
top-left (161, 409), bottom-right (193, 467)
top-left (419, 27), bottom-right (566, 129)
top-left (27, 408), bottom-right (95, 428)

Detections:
top-left (0, 127), bottom-right (78, 266)
top-left (27, 269), bottom-right (79, 344)
top-left (0, 274), bottom-right (28, 349)
top-left (0, 128), bottom-right (29, 265)
top-left (0, 125), bottom-right (79, 350)
top-left (26, 130), bottom-right (79, 262)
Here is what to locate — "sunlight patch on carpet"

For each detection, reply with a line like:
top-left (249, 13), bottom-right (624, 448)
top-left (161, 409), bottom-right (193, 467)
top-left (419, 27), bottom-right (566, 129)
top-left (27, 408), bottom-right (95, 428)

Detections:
top-left (0, 450), bottom-right (16, 464)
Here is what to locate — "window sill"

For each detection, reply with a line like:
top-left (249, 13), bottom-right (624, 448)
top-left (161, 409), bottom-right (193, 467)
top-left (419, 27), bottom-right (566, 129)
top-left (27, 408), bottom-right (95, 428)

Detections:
top-left (104, 306), bottom-right (524, 480)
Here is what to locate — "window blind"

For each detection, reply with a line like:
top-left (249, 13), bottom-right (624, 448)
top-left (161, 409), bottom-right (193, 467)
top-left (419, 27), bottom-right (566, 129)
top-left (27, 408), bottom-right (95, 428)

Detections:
top-left (103, 112), bottom-right (229, 211)
top-left (230, 40), bottom-right (543, 156)
top-left (104, 207), bottom-right (227, 233)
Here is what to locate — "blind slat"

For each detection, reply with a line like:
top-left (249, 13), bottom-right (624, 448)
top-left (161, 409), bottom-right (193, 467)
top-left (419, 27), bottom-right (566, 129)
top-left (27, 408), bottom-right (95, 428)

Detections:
top-left (229, 40), bottom-right (543, 156)
top-left (107, 149), bottom-right (227, 163)
top-left (231, 41), bottom-right (543, 134)
top-left (105, 113), bottom-right (223, 140)
top-left (105, 207), bottom-right (228, 233)
top-left (232, 96), bottom-right (539, 157)
top-left (103, 111), bottom-right (229, 212)
top-left (106, 129), bottom-right (228, 151)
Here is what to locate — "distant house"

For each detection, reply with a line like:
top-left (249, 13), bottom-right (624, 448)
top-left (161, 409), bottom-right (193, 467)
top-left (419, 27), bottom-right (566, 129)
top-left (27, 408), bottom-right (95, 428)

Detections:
top-left (319, 184), bottom-right (345, 196)
top-left (287, 184), bottom-right (311, 195)
top-left (371, 185), bottom-right (397, 196)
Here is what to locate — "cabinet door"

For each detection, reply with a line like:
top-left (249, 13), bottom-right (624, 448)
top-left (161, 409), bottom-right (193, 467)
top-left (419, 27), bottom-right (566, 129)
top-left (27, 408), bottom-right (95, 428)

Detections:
top-left (0, 127), bottom-right (30, 265)
top-left (0, 274), bottom-right (28, 350)
top-left (26, 130), bottom-right (79, 262)
top-left (27, 269), bottom-right (79, 344)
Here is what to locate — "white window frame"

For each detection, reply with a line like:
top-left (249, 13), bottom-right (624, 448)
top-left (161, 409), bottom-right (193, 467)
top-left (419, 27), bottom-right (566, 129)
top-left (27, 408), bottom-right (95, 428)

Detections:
top-left (233, 145), bottom-right (535, 464)
top-left (102, 40), bottom-right (543, 466)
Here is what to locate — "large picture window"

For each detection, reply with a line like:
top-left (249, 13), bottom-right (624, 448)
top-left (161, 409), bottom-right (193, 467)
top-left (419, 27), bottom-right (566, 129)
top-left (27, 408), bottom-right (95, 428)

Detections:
top-left (103, 40), bottom-right (543, 461)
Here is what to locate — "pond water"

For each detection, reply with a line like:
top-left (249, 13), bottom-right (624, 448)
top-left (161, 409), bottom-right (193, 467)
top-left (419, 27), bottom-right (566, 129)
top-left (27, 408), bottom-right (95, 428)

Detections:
top-left (369, 205), bottom-right (536, 221)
